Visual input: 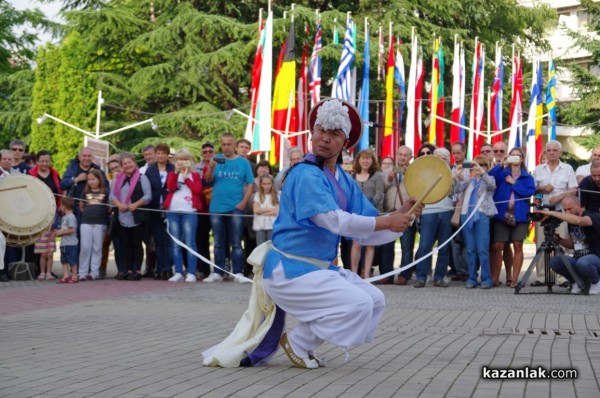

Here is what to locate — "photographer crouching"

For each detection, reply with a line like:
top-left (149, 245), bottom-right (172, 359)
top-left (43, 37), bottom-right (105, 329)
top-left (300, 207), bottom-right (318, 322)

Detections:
top-left (536, 194), bottom-right (600, 294)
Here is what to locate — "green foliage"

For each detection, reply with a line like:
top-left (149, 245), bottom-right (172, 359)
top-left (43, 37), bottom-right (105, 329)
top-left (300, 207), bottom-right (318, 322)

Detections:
top-left (562, 0), bottom-right (600, 143)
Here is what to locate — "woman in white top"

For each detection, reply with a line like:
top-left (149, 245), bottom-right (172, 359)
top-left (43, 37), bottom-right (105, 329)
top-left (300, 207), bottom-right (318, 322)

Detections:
top-left (253, 174), bottom-right (280, 245)
top-left (163, 149), bottom-right (204, 283)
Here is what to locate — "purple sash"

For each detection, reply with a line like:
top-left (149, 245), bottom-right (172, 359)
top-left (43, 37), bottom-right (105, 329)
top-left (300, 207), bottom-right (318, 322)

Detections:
top-left (114, 168), bottom-right (140, 204)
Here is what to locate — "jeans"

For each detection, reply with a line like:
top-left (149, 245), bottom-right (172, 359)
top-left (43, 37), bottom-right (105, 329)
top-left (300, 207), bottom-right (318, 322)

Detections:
top-left (451, 232), bottom-right (469, 275)
top-left (461, 213), bottom-right (492, 287)
top-left (151, 213), bottom-right (172, 273)
top-left (210, 209), bottom-right (245, 275)
top-left (550, 254), bottom-right (600, 285)
top-left (415, 211), bottom-right (452, 282)
top-left (400, 223), bottom-right (417, 279)
top-left (167, 212), bottom-right (198, 275)
top-left (379, 241), bottom-right (396, 276)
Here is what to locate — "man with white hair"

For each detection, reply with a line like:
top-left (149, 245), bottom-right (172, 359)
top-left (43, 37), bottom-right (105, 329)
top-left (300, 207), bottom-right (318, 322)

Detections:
top-left (274, 147), bottom-right (304, 190)
top-left (531, 140), bottom-right (577, 285)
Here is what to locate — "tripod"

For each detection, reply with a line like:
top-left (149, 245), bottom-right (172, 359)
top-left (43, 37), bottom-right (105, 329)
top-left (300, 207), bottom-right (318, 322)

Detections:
top-left (515, 223), bottom-right (588, 294)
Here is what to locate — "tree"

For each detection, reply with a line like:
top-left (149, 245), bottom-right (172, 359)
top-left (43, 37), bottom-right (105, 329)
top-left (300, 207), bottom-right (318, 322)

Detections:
top-left (561, 0), bottom-right (600, 149)
top-left (0, 0), bottom-right (54, 148)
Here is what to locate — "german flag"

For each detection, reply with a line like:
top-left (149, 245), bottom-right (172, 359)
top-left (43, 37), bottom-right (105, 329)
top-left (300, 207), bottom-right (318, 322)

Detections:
top-left (271, 21), bottom-right (297, 165)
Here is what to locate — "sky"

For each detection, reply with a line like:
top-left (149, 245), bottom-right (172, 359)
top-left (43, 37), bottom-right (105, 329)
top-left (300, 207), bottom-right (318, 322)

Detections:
top-left (7, 0), bottom-right (64, 45)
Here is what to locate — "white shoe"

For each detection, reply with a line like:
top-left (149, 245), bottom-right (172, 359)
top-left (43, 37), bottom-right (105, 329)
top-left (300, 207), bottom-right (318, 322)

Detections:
top-left (589, 281), bottom-right (600, 295)
top-left (234, 273), bottom-right (251, 284)
top-left (571, 283), bottom-right (581, 294)
top-left (168, 273), bottom-right (184, 282)
top-left (185, 274), bottom-right (197, 283)
top-left (203, 273), bottom-right (223, 283)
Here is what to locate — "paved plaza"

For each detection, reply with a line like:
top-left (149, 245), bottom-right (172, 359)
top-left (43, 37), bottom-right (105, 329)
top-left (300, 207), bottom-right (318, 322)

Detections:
top-left (1, 244), bottom-right (599, 398)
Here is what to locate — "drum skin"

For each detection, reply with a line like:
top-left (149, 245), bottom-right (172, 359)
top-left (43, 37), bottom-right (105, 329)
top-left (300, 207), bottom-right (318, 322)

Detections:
top-left (403, 156), bottom-right (453, 204)
top-left (0, 174), bottom-right (56, 247)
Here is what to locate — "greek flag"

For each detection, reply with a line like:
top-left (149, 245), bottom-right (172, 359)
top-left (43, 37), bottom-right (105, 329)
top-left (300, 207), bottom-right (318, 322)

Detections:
top-left (331, 18), bottom-right (355, 102)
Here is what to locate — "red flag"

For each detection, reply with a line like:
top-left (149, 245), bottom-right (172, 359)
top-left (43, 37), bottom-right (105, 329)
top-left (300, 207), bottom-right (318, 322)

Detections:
top-left (297, 43), bottom-right (309, 154)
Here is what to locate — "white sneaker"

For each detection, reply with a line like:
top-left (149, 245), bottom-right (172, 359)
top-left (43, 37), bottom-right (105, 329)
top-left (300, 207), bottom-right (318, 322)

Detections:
top-left (185, 274), bottom-right (197, 283)
top-left (589, 281), bottom-right (600, 295)
top-left (168, 273), bottom-right (184, 282)
top-left (233, 273), bottom-right (251, 284)
top-left (203, 273), bottom-right (223, 283)
top-left (571, 283), bottom-right (581, 294)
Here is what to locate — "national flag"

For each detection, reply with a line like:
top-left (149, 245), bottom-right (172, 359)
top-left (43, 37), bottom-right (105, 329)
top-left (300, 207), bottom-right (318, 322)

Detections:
top-left (271, 20), bottom-right (297, 165)
top-left (382, 34), bottom-right (395, 158)
top-left (297, 43), bottom-right (309, 154)
top-left (436, 39), bottom-right (445, 147)
top-left (415, 46), bottom-right (425, 150)
top-left (332, 17), bottom-right (355, 102)
top-left (394, 38), bottom-right (406, 149)
top-left (404, 33), bottom-right (422, 152)
top-left (491, 44), bottom-right (504, 144)
top-left (468, 39), bottom-right (485, 160)
top-left (546, 58), bottom-right (557, 141)
top-left (357, 21), bottom-right (370, 152)
top-left (526, 58), bottom-right (543, 171)
top-left (244, 17), bottom-right (264, 145)
top-left (308, 17), bottom-right (322, 107)
top-left (508, 52), bottom-right (523, 150)
top-left (450, 37), bottom-right (466, 146)
top-left (429, 38), bottom-right (440, 145)
top-left (252, 11), bottom-right (272, 153)
top-left (377, 26), bottom-right (385, 81)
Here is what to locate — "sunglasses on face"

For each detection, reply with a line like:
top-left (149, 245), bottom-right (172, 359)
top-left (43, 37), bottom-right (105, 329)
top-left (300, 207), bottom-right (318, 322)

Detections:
top-left (11, 148), bottom-right (24, 152)
top-left (419, 151), bottom-right (431, 156)
top-left (202, 150), bottom-right (214, 154)
top-left (494, 149), bottom-right (505, 153)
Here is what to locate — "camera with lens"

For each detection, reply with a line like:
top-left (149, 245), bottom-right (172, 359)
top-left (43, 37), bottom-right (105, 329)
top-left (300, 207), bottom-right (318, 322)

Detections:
top-left (527, 202), bottom-right (562, 239)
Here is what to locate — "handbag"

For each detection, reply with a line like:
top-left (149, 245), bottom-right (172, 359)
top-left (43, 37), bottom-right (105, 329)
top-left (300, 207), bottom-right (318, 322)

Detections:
top-left (451, 197), bottom-right (463, 228)
top-left (503, 207), bottom-right (516, 227)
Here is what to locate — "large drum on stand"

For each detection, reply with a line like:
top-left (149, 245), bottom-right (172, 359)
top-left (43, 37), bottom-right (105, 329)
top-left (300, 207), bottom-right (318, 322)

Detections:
top-left (0, 174), bottom-right (56, 247)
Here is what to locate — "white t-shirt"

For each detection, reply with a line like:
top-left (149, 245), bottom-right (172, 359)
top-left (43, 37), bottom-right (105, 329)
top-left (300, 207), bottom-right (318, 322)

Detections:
top-left (169, 174), bottom-right (195, 213)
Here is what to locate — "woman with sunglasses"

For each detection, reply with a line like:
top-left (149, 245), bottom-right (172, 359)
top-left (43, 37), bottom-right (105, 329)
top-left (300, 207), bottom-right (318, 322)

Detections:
top-left (453, 156), bottom-right (497, 289)
top-left (413, 144), bottom-right (454, 288)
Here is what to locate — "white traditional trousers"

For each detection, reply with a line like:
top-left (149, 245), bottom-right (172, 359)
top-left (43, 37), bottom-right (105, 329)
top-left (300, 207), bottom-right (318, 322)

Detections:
top-left (264, 263), bottom-right (385, 354)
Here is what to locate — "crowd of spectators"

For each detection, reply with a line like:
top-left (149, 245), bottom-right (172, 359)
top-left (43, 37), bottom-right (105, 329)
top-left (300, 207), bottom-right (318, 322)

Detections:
top-left (1, 137), bottom-right (600, 294)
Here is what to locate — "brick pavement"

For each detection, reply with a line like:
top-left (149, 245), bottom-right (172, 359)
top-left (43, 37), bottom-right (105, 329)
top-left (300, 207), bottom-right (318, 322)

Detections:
top-left (1, 245), bottom-right (599, 398)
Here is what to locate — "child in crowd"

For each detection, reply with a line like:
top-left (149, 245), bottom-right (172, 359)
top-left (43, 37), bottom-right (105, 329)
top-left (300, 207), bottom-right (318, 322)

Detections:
top-left (56, 197), bottom-right (78, 283)
top-left (252, 174), bottom-right (279, 245)
top-left (78, 169), bottom-right (110, 280)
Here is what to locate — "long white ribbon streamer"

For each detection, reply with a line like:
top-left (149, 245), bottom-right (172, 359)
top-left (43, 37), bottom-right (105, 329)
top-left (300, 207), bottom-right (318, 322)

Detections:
top-left (164, 219), bottom-right (254, 283)
top-left (365, 195), bottom-right (486, 283)
top-left (164, 195), bottom-right (485, 286)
